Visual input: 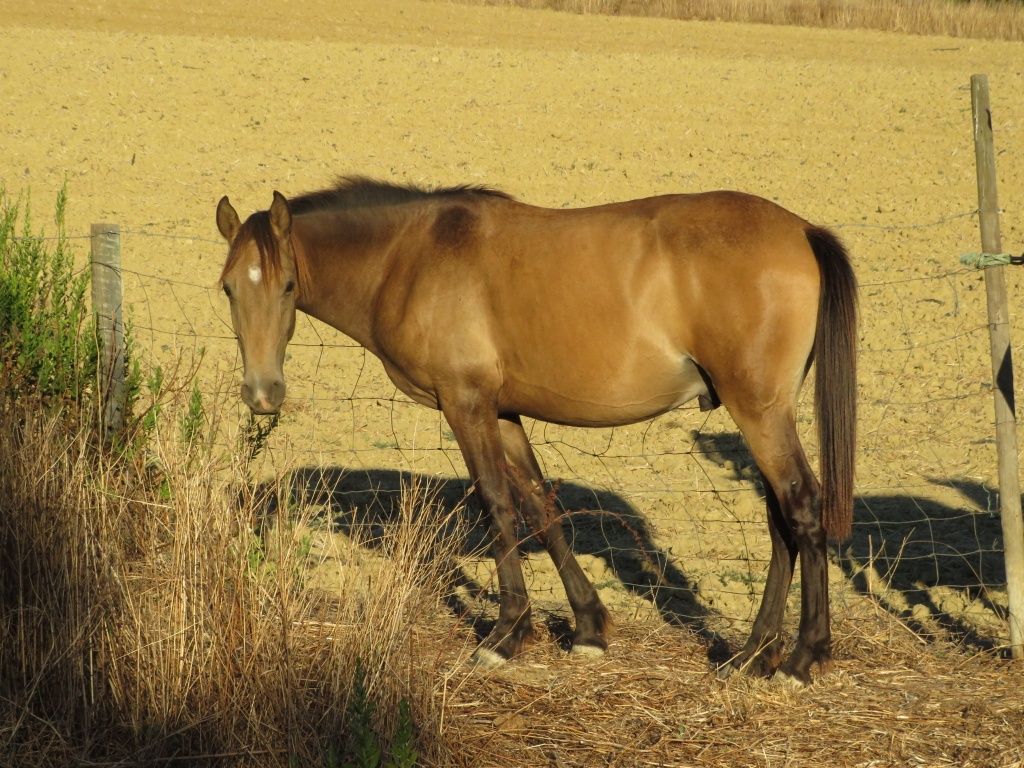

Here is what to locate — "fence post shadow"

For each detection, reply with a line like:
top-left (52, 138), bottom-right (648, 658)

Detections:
top-left (244, 464), bottom-right (732, 664)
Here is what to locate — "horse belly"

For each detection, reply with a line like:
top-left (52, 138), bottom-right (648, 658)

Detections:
top-left (502, 353), bottom-right (708, 428)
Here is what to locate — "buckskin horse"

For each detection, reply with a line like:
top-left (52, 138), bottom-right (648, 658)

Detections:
top-left (216, 177), bottom-right (856, 685)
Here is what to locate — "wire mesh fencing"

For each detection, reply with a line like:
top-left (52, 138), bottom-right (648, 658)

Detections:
top-left (84, 203), bottom-right (1022, 653)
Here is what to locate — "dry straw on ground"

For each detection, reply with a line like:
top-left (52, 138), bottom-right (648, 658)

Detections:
top-left (455, 0), bottom-right (1024, 41)
top-left (429, 615), bottom-right (1024, 767)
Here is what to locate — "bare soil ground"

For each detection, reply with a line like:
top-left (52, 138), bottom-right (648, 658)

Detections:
top-left (3, 1), bottom-right (1024, 764)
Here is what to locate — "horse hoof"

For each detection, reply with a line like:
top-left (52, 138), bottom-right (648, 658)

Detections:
top-left (569, 643), bottom-right (605, 659)
top-left (716, 663), bottom-right (737, 680)
top-left (470, 647), bottom-right (508, 669)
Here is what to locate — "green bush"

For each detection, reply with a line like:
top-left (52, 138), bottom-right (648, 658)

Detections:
top-left (0, 185), bottom-right (97, 404)
top-left (333, 659), bottom-right (419, 768)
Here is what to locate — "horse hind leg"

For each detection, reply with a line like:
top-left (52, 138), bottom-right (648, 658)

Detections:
top-left (498, 415), bottom-right (612, 656)
top-left (719, 482), bottom-right (797, 678)
top-left (726, 403), bottom-right (832, 685)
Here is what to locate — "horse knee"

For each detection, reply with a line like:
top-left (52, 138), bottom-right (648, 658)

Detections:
top-left (505, 468), bottom-right (557, 541)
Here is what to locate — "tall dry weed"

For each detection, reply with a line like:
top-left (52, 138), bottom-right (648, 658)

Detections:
top-left (0, 380), bottom-right (474, 766)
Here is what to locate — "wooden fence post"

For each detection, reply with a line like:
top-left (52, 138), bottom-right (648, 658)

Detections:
top-left (971, 74), bottom-right (1024, 659)
top-left (90, 223), bottom-right (126, 438)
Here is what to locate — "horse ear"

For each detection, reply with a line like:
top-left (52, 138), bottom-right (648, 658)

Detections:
top-left (269, 190), bottom-right (292, 240)
top-left (216, 196), bottom-right (241, 243)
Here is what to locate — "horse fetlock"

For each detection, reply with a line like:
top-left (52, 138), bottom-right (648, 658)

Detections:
top-left (728, 652), bottom-right (778, 679)
top-left (777, 640), bottom-right (832, 685)
top-left (726, 635), bottom-right (784, 679)
top-left (482, 616), bottom-right (535, 662)
top-left (813, 654), bottom-right (835, 677)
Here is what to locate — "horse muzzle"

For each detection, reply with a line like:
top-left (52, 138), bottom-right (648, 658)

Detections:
top-left (241, 377), bottom-right (285, 415)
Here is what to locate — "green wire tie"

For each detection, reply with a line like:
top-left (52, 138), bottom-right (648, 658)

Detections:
top-left (960, 252), bottom-right (1024, 269)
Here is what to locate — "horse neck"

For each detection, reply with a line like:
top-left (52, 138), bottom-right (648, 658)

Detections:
top-left (291, 207), bottom-right (404, 353)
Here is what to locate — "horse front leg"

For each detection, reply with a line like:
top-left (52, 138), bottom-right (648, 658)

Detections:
top-left (442, 396), bottom-right (535, 667)
top-left (498, 415), bottom-right (612, 656)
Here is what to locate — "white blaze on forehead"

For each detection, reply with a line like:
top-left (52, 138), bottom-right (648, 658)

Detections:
top-left (247, 264), bottom-right (262, 284)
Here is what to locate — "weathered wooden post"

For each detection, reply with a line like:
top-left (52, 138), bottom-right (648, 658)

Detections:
top-left (971, 74), bottom-right (1024, 659)
top-left (90, 223), bottom-right (126, 438)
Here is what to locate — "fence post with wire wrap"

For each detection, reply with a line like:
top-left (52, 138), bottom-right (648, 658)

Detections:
top-left (971, 73), bottom-right (1024, 659)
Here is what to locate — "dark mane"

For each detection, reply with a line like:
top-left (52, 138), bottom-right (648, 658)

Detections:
top-left (288, 176), bottom-right (514, 216)
top-left (220, 178), bottom-right (510, 298)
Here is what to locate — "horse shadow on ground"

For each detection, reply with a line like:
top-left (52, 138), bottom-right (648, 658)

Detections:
top-left (252, 464), bottom-right (733, 664)
top-left (691, 432), bottom-right (1010, 654)
top-left (844, 480), bottom-right (1008, 653)
top-left (251, 432), bottom-right (1010, 660)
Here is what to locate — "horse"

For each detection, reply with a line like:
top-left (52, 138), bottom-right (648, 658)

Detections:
top-left (215, 177), bottom-right (856, 685)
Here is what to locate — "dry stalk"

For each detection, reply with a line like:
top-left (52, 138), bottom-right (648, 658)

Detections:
top-left (448, 0), bottom-right (1024, 41)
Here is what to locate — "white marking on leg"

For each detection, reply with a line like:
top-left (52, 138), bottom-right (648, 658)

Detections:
top-left (570, 643), bottom-right (605, 659)
top-left (248, 265), bottom-right (262, 284)
top-left (774, 671), bottom-right (807, 689)
top-left (470, 647), bottom-right (507, 669)
top-left (716, 663), bottom-right (737, 679)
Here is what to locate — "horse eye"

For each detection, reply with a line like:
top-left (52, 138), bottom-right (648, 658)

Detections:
top-left (222, 284), bottom-right (232, 299)
top-left (284, 280), bottom-right (295, 295)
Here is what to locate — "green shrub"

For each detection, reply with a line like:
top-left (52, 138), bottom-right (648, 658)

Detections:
top-left (336, 659), bottom-right (419, 768)
top-left (0, 185), bottom-right (97, 404)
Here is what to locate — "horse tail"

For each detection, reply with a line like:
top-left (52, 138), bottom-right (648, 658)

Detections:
top-left (806, 226), bottom-right (857, 542)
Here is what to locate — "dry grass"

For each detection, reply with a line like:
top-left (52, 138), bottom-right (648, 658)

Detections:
top-left (453, 0), bottom-right (1024, 41)
top-left (0, 380), bottom-right (474, 767)
top-left (2, 380), bottom-right (1024, 766)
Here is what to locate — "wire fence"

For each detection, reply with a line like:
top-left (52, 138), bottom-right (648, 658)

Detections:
top-left (78, 204), bottom-right (1021, 650)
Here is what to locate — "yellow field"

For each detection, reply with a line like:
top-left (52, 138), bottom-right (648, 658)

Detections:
top-left (3, 0), bottom-right (1024, 765)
